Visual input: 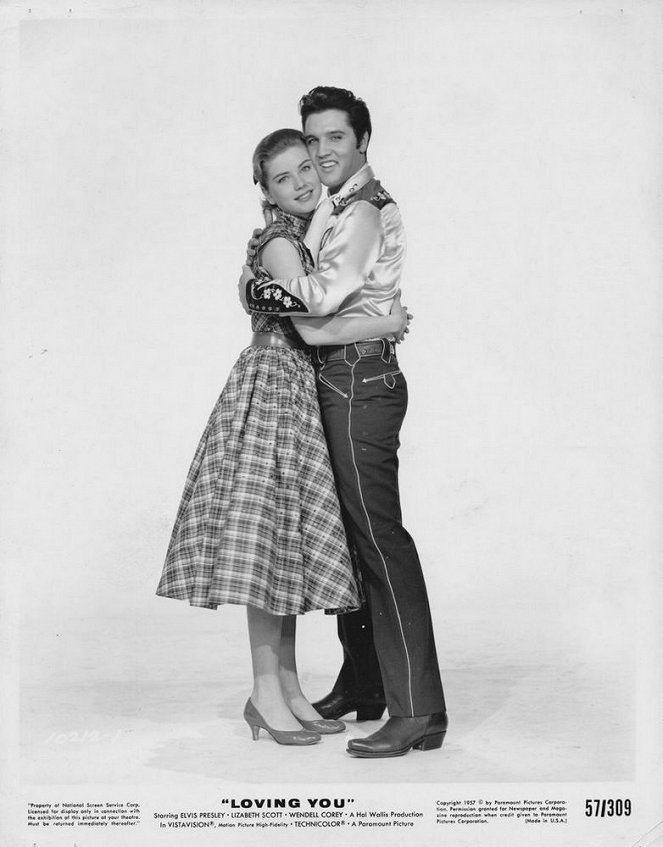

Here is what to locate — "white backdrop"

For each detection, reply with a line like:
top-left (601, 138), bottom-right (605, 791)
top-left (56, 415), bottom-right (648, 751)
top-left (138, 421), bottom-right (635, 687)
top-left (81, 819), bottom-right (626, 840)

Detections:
top-left (2, 0), bottom-right (661, 782)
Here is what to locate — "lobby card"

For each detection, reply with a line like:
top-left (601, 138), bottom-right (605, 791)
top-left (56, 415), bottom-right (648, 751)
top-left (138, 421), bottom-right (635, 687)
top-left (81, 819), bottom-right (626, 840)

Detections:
top-left (1, 0), bottom-right (661, 845)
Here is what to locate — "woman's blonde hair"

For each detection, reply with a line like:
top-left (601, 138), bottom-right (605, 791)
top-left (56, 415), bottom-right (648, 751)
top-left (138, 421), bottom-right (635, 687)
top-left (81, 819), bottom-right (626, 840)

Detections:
top-left (252, 128), bottom-right (307, 191)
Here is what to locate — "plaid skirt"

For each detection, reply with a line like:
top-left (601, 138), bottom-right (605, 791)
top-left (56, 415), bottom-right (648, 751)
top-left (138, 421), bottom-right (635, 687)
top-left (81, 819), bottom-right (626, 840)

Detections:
top-left (156, 345), bottom-right (361, 615)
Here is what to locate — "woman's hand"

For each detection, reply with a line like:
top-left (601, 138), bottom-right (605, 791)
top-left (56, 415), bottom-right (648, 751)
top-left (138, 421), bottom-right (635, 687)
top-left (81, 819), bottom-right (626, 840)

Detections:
top-left (245, 230), bottom-right (262, 265)
top-left (389, 292), bottom-right (412, 343)
top-left (245, 207), bottom-right (275, 264)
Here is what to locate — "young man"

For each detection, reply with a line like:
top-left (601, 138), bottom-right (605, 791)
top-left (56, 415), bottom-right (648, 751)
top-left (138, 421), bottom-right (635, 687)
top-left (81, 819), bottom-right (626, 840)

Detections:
top-left (241, 86), bottom-right (447, 758)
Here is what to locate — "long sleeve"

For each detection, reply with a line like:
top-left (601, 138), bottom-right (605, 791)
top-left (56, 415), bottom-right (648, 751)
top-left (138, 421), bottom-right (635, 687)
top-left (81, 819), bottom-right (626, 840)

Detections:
top-left (245, 202), bottom-right (384, 317)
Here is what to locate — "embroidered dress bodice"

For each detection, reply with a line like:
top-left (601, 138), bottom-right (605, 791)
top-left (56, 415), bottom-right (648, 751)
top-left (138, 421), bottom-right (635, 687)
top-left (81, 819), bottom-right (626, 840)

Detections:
top-left (250, 212), bottom-right (314, 341)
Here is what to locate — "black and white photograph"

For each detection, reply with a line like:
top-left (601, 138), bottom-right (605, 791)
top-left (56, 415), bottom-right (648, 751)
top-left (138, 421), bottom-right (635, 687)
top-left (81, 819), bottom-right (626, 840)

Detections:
top-left (1, 0), bottom-right (661, 845)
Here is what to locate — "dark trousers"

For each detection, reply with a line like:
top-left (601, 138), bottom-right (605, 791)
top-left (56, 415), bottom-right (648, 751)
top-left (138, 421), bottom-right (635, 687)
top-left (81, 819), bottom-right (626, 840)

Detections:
top-left (314, 341), bottom-right (446, 717)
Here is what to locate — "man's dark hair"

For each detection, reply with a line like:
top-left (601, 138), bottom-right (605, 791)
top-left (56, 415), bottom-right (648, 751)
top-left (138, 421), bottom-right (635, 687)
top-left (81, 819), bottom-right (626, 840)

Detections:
top-left (299, 86), bottom-right (372, 147)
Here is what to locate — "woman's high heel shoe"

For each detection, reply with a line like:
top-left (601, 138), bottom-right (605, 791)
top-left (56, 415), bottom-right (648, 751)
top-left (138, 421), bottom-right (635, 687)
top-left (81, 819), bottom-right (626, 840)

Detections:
top-left (243, 699), bottom-right (321, 746)
top-left (297, 717), bottom-right (346, 734)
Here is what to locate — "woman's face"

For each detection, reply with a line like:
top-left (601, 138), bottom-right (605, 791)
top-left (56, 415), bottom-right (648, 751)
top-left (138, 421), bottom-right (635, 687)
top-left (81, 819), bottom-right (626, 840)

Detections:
top-left (263, 144), bottom-right (322, 216)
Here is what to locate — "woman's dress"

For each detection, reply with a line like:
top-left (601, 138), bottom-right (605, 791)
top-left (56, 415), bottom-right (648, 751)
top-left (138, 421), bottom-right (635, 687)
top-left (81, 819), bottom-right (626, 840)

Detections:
top-left (156, 213), bottom-right (360, 615)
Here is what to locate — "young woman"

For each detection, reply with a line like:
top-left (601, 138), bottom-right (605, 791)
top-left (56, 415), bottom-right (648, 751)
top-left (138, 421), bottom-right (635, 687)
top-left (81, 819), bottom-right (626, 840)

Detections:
top-left (156, 129), bottom-right (409, 746)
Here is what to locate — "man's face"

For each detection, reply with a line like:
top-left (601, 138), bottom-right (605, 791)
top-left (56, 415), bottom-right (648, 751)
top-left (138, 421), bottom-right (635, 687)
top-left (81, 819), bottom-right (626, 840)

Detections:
top-left (303, 109), bottom-right (368, 193)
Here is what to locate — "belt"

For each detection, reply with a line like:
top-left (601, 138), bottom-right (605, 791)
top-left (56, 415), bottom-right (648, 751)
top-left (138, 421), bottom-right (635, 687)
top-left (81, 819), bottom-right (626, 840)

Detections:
top-left (317, 338), bottom-right (395, 362)
top-left (251, 332), bottom-right (303, 350)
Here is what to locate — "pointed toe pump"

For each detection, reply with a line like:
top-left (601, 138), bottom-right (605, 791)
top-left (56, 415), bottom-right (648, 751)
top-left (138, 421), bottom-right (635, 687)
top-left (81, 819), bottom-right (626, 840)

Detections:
top-left (243, 699), bottom-right (321, 746)
top-left (297, 717), bottom-right (346, 734)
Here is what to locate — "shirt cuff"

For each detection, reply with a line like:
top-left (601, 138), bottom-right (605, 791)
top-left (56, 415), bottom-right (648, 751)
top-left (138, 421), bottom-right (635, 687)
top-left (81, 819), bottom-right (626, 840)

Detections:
top-left (245, 278), bottom-right (309, 314)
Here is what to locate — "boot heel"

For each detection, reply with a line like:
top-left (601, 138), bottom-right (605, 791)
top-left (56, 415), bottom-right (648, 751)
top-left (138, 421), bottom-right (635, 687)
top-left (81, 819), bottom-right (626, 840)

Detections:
top-left (356, 705), bottom-right (386, 721)
top-left (414, 731), bottom-right (446, 751)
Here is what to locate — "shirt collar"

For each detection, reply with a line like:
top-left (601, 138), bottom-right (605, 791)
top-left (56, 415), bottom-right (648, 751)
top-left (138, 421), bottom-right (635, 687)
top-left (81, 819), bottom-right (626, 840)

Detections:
top-left (330, 163), bottom-right (374, 207)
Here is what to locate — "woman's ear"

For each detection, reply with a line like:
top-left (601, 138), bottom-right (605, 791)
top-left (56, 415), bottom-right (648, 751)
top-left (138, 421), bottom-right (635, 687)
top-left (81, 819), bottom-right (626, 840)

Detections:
top-left (255, 182), bottom-right (275, 208)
